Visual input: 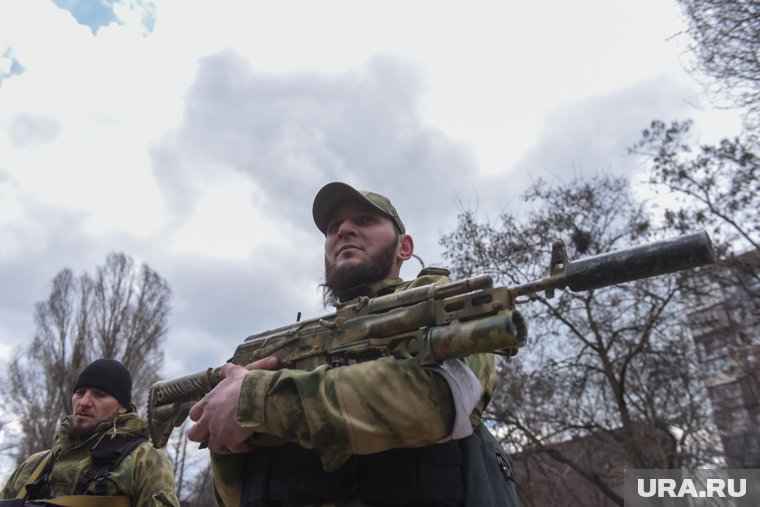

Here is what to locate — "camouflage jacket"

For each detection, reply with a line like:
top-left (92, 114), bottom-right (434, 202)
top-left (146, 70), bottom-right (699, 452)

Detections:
top-left (211, 273), bottom-right (498, 507)
top-left (1, 412), bottom-right (180, 507)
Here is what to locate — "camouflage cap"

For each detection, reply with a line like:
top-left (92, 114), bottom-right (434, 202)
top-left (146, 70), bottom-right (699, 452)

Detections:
top-left (312, 182), bottom-right (405, 235)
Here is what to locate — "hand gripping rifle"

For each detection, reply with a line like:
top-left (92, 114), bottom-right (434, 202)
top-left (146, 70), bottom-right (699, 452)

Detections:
top-left (147, 231), bottom-right (716, 448)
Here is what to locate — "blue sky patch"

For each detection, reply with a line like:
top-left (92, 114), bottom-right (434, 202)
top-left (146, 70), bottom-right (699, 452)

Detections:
top-left (51, 0), bottom-right (156, 36)
top-left (0, 47), bottom-right (25, 87)
top-left (52, 0), bottom-right (118, 35)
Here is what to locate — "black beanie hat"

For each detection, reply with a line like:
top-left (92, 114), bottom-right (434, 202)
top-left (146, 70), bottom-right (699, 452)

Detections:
top-left (73, 358), bottom-right (132, 408)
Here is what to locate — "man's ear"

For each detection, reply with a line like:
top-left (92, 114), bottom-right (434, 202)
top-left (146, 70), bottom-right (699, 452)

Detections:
top-left (397, 234), bottom-right (414, 261)
top-left (118, 405), bottom-right (128, 415)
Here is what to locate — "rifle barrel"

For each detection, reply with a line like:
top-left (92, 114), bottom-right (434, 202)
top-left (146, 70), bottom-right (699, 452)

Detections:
top-left (509, 231), bottom-right (716, 298)
top-left (565, 231), bottom-right (715, 291)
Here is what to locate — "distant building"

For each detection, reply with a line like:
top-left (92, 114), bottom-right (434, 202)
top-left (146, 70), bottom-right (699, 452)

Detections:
top-left (511, 432), bottom-right (624, 507)
top-left (511, 425), bottom-right (676, 507)
top-left (509, 249), bottom-right (759, 505)
top-left (686, 249), bottom-right (760, 468)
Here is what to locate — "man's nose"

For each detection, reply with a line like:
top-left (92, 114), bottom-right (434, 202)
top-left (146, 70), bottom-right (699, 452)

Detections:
top-left (336, 219), bottom-right (357, 238)
top-left (79, 391), bottom-right (95, 405)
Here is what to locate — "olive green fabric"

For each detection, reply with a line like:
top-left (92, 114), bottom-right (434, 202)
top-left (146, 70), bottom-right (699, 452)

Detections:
top-left (210, 274), bottom-right (498, 506)
top-left (1, 413), bottom-right (180, 507)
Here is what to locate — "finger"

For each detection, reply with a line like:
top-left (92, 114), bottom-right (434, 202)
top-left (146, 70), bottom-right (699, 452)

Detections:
top-left (188, 398), bottom-right (206, 422)
top-left (245, 357), bottom-right (278, 371)
top-left (186, 421), bottom-right (210, 443)
top-left (219, 362), bottom-right (247, 379)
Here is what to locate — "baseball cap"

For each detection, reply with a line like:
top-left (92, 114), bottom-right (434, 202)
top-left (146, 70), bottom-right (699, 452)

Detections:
top-left (312, 182), bottom-right (405, 234)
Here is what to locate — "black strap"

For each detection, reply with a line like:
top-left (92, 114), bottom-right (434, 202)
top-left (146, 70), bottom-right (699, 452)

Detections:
top-left (73, 435), bottom-right (147, 496)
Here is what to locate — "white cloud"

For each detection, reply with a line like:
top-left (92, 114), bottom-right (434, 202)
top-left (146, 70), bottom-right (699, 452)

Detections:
top-left (0, 0), bottom-right (750, 481)
top-left (0, 0), bottom-right (745, 387)
top-left (169, 173), bottom-right (284, 258)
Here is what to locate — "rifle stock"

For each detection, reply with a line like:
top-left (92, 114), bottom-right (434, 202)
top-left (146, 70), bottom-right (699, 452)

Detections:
top-left (147, 231), bottom-right (715, 448)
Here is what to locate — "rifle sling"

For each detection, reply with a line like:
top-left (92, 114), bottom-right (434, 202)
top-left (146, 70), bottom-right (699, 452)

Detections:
top-left (26, 496), bottom-right (131, 507)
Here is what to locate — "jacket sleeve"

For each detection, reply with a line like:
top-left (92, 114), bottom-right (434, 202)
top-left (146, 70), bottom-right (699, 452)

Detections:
top-left (234, 352), bottom-right (496, 472)
top-left (237, 357), bottom-right (453, 470)
top-left (128, 443), bottom-right (181, 507)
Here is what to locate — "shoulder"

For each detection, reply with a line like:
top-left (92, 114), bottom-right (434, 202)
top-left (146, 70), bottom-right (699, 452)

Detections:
top-left (127, 439), bottom-right (171, 465)
top-left (15, 450), bottom-right (51, 474)
top-left (106, 414), bottom-right (170, 468)
top-left (22, 449), bottom-right (50, 465)
top-left (400, 267), bottom-right (452, 291)
top-left (1, 450), bottom-right (52, 497)
top-left (104, 437), bottom-right (179, 506)
top-left (111, 438), bottom-right (176, 488)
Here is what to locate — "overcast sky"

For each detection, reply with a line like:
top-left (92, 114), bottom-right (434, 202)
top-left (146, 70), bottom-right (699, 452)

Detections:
top-left (0, 0), bottom-right (744, 423)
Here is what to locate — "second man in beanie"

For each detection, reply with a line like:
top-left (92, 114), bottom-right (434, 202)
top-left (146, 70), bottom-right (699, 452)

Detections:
top-left (1, 358), bottom-right (181, 507)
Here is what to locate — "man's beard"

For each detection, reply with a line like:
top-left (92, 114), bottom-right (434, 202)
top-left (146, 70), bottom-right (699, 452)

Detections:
top-left (66, 422), bottom-right (98, 440)
top-left (322, 238), bottom-right (398, 306)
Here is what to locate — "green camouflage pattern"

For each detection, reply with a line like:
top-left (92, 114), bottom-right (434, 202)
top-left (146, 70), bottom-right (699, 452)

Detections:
top-left (147, 272), bottom-right (522, 448)
top-left (1, 412), bottom-right (180, 507)
top-left (210, 274), bottom-right (499, 506)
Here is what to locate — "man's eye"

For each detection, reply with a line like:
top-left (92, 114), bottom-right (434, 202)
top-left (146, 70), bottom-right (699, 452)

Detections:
top-left (357, 215), bottom-right (375, 225)
top-left (326, 221), bottom-right (340, 234)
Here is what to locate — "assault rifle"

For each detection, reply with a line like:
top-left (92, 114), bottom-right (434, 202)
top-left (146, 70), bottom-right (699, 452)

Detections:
top-left (147, 231), bottom-right (716, 448)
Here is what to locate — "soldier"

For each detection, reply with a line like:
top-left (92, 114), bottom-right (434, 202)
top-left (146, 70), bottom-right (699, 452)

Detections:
top-left (188, 182), bottom-right (520, 506)
top-left (1, 358), bottom-right (180, 507)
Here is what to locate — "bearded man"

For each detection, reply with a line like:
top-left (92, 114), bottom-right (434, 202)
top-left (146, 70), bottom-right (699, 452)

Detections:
top-left (187, 182), bottom-right (520, 507)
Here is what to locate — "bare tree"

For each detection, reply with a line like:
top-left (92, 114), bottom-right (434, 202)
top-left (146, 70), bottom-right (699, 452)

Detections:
top-left (632, 119), bottom-right (759, 252)
top-left (631, 117), bottom-right (759, 343)
top-left (631, 119), bottom-right (759, 307)
top-left (180, 464), bottom-right (216, 507)
top-left (440, 176), bottom-right (720, 506)
top-left (163, 421), bottom-right (218, 505)
top-left (676, 0), bottom-right (760, 130)
top-left (632, 117), bottom-right (760, 469)
top-left (2, 252), bottom-right (172, 460)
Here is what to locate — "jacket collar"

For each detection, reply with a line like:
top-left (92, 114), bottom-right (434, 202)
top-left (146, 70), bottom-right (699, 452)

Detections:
top-left (335, 277), bottom-right (405, 303)
top-left (56, 412), bottom-right (148, 452)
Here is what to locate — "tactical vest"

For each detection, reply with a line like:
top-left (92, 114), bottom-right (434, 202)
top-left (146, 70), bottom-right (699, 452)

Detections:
top-left (239, 423), bottom-right (519, 507)
top-left (7, 435), bottom-right (147, 507)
